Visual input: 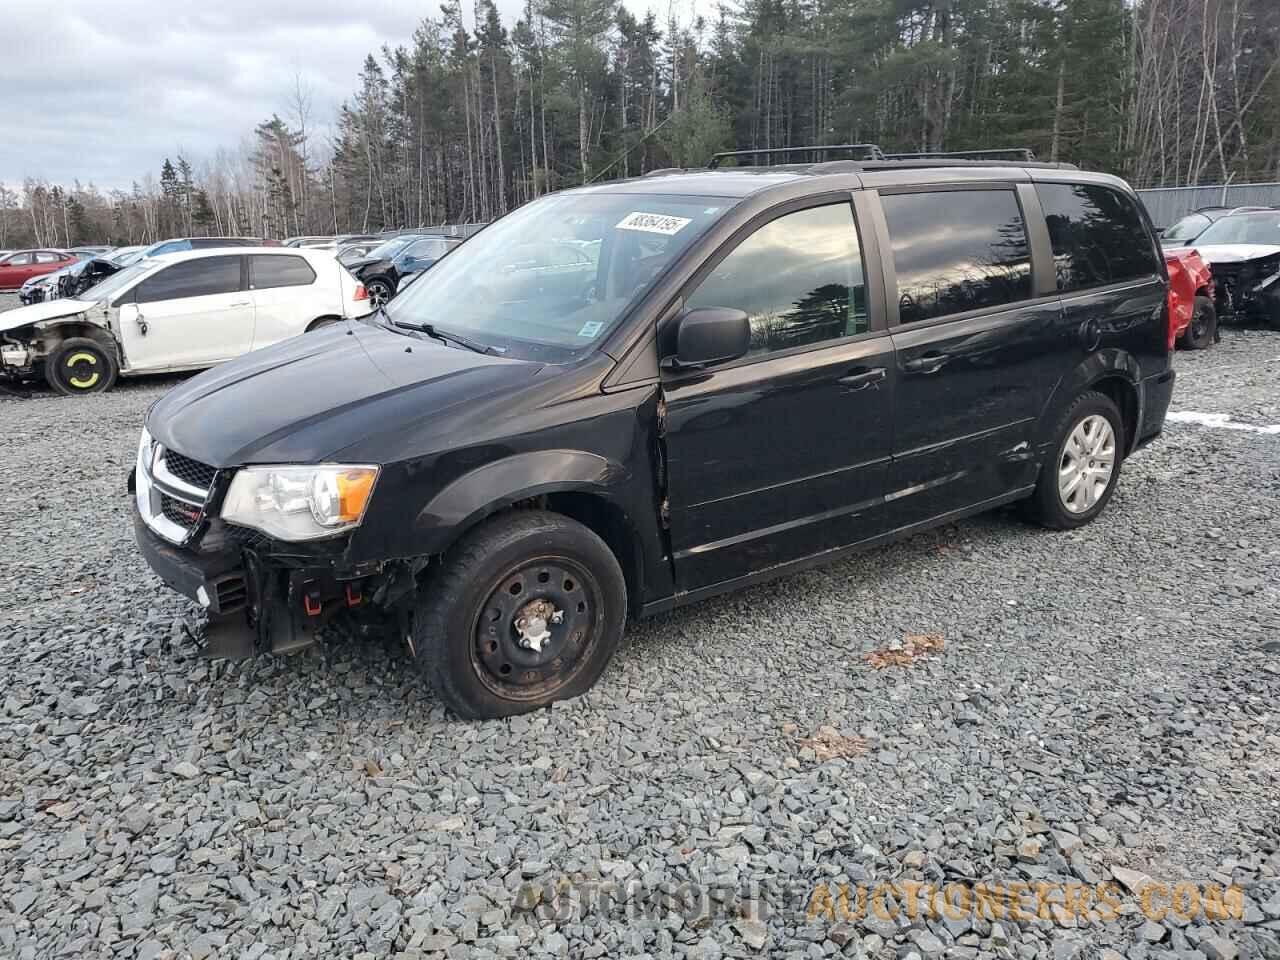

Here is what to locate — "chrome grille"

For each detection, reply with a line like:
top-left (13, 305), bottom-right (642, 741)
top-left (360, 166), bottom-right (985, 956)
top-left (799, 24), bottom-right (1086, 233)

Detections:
top-left (160, 449), bottom-right (217, 490)
top-left (136, 429), bottom-right (216, 545)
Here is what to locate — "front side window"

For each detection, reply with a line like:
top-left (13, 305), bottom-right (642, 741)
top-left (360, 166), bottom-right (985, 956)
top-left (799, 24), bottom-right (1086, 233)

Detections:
top-left (135, 256), bottom-right (242, 303)
top-left (1038, 183), bottom-right (1159, 292)
top-left (882, 189), bottom-right (1032, 324)
top-left (686, 202), bottom-right (868, 356)
top-left (4, 253), bottom-right (33, 266)
top-left (384, 192), bottom-right (730, 361)
top-left (250, 255), bottom-right (316, 289)
top-left (404, 238), bottom-right (448, 260)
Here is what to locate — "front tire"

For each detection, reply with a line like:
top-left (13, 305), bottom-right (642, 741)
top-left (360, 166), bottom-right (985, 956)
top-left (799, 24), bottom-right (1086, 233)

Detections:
top-left (365, 279), bottom-right (394, 309)
top-left (1179, 296), bottom-right (1217, 350)
top-left (1023, 391), bottom-right (1124, 530)
top-left (46, 337), bottom-right (119, 396)
top-left (413, 510), bottom-right (627, 719)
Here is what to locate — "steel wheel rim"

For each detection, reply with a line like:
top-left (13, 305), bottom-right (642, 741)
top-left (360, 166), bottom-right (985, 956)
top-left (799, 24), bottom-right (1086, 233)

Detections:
top-left (470, 555), bottom-right (602, 701)
top-left (1058, 414), bottom-right (1116, 514)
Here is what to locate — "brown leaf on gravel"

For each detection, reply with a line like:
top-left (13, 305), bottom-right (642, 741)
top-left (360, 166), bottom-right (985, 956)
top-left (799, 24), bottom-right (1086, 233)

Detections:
top-left (795, 725), bottom-right (867, 761)
top-left (863, 633), bottom-right (945, 669)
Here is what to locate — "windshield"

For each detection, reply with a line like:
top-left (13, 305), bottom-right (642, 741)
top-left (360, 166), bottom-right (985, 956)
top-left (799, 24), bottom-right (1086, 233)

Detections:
top-left (1195, 213), bottom-right (1280, 247)
top-left (364, 236), bottom-right (419, 261)
top-left (384, 192), bottom-right (730, 360)
top-left (1162, 213), bottom-right (1211, 243)
top-left (79, 262), bottom-right (150, 302)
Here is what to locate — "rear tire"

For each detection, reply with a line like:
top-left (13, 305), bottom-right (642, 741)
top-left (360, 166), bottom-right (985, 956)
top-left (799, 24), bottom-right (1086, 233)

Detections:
top-left (412, 510), bottom-right (627, 719)
top-left (1179, 296), bottom-right (1217, 350)
top-left (1022, 390), bottom-right (1124, 530)
top-left (46, 337), bottom-right (119, 396)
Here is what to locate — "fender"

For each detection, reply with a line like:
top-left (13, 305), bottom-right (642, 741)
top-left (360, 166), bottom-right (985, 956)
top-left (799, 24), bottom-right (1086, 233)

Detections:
top-left (1034, 348), bottom-right (1142, 455)
top-left (416, 449), bottom-right (630, 543)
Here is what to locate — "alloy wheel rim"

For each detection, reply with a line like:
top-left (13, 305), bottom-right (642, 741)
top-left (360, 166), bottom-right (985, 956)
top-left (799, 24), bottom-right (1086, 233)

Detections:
top-left (1058, 414), bottom-right (1115, 513)
top-left (470, 556), bottom-right (600, 701)
top-left (369, 283), bottom-right (390, 308)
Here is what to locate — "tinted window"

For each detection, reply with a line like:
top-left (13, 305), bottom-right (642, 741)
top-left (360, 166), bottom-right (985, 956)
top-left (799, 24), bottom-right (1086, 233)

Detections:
top-left (250, 255), bottom-right (316, 289)
top-left (882, 190), bottom-right (1032, 324)
top-left (1038, 183), bottom-right (1159, 291)
top-left (136, 256), bottom-right (242, 303)
top-left (687, 203), bottom-right (868, 356)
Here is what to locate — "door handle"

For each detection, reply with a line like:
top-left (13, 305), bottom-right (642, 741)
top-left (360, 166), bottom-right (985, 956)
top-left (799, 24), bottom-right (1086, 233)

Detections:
top-left (837, 366), bottom-right (887, 390)
top-left (903, 352), bottom-right (949, 374)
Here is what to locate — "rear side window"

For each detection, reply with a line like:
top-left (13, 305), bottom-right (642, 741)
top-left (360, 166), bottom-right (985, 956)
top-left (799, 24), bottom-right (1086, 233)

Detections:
top-left (136, 256), bottom-right (242, 303)
top-left (686, 202), bottom-right (869, 356)
top-left (36, 251), bottom-right (63, 263)
top-left (250, 255), bottom-right (316, 289)
top-left (882, 190), bottom-right (1032, 324)
top-left (1037, 183), bottom-right (1159, 292)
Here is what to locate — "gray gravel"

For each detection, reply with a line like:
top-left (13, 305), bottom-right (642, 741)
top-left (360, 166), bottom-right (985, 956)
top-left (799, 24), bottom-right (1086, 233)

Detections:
top-left (1, 294), bottom-right (1278, 958)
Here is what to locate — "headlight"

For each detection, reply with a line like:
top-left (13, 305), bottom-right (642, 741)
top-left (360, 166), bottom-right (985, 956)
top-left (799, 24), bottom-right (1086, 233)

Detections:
top-left (221, 465), bottom-right (379, 541)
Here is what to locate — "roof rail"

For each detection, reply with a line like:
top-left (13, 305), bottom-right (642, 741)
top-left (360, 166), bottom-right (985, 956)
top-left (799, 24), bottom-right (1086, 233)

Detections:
top-left (642, 167), bottom-right (686, 178)
top-left (884, 148), bottom-right (1038, 162)
top-left (708, 144), bottom-right (886, 168)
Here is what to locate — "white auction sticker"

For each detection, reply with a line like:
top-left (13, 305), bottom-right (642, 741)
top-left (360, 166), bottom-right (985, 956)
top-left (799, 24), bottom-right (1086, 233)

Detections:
top-left (616, 211), bottom-right (691, 236)
top-left (576, 321), bottom-right (604, 338)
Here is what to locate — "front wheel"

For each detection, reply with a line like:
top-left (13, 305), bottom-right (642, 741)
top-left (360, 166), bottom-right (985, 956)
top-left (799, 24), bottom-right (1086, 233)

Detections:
top-left (1022, 391), bottom-right (1124, 530)
top-left (1179, 296), bottom-right (1217, 350)
top-left (413, 511), bottom-right (627, 718)
top-left (47, 337), bottom-right (119, 396)
top-left (365, 279), bottom-right (394, 309)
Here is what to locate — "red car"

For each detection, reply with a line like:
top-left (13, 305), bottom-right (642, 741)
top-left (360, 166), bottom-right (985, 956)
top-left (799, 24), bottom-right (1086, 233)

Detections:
top-left (1164, 248), bottom-right (1216, 349)
top-left (0, 250), bottom-right (77, 291)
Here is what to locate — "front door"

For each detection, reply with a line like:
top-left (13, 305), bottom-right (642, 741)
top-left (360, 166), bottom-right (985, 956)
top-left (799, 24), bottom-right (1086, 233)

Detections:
top-left (877, 186), bottom-right (1069, 526)
top-left (123, 255), bottom-right (254, 370)
top-left (662, 199), bottom-right (896, 592)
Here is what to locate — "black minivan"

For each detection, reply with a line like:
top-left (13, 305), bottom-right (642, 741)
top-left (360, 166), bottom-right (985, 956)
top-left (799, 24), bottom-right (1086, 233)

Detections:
top-left (131, 149), bottom-right (1174, 718)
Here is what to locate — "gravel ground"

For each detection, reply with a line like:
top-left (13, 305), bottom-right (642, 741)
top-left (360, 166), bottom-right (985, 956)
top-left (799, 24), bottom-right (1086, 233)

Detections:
top-left (1, 294), bottom-right (1278, 959)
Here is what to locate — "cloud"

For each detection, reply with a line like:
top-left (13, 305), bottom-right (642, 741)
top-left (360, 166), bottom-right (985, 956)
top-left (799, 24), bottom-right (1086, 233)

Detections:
top-left (0, 0), bottom-right (691, 194)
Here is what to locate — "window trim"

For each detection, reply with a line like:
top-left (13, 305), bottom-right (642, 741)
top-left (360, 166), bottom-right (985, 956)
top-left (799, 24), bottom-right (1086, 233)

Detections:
top-left (249, 254), bottom-right (318, 290)
top-left (134, 254), bottom-right (247, 304)
top-left (1036, 182), bottom-right (1163, 295)
top-left (871, 184), bottom-right (1040, 330)
top-left (658, 191), bottom-right (886, 378)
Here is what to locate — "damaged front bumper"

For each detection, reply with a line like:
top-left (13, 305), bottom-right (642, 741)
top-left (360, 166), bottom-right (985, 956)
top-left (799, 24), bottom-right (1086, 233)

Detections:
top-left (130, 443), bottom-right (419, 659)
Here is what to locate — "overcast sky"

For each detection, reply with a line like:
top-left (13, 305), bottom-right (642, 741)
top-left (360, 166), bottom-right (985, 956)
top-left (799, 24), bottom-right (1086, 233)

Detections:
top-left (0, 0), bottom-right (691, 193)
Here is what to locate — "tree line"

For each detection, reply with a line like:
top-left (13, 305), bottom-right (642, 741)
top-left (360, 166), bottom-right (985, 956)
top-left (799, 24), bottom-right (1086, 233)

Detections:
top-left (3, 0), bottom-right (1278, 249)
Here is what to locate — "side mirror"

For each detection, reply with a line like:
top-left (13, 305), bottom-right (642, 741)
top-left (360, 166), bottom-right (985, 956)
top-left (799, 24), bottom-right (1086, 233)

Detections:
top-left (670, 307), bottom-right (751, 369)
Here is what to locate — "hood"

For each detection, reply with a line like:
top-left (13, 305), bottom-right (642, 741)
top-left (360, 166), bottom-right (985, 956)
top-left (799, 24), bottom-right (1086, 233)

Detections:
top-left (1190, 243), bottom-right (1280, 264)
top-left (0, 298), bottom-right (99, 333)
top-left (146, 320), bottom-right (545, 467)
top-left (352, 258), bottom-right (393, 276)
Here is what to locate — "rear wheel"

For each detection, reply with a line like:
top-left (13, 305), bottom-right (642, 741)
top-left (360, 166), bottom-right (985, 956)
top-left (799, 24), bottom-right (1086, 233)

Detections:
top-left (46, 337), bottom-right (119, 396)
top-left (412, 511), bottom-right (626, 719)
top-left (1023, 391), bottom-right (1124, 530)
top-left (1179, 295), bottom-right (1217, 350)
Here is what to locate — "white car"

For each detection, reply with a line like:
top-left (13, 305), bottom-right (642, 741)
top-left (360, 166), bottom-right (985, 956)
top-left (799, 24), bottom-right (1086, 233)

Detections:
top-left (0, 247), bottom-right (373, 395)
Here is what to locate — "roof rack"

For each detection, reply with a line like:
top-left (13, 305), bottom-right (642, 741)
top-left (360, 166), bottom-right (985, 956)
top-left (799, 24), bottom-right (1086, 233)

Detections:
top-left (884, 148), bottom-right (1038, 162)
top-left (708, 144), bottom-right (886, 168)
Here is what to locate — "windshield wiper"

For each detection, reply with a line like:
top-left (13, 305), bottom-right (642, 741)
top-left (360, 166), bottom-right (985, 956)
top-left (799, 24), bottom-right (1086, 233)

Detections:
top-left (396, 320), bottom-right (496, 355)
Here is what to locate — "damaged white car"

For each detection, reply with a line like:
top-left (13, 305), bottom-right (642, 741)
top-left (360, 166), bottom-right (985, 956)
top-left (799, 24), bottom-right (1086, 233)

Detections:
top-left (1, 247), bottom-right (373, 395)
